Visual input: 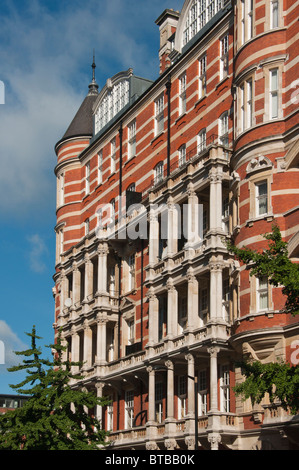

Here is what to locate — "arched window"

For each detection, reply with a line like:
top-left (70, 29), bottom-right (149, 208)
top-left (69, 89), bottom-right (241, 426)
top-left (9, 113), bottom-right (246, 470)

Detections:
top-left (182, 0), bottom-right (225, 48)
top-left (154, 162), bottom-right (164, 185)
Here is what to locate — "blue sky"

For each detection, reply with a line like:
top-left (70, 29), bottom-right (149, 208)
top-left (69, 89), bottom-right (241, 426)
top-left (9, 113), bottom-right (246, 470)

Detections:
top-left (0, 0), bottom-right (183, 394)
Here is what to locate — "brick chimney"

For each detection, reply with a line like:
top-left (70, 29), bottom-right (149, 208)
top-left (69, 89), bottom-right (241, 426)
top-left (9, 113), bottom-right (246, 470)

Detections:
top-left (155, 9), bottom-right (180, 75)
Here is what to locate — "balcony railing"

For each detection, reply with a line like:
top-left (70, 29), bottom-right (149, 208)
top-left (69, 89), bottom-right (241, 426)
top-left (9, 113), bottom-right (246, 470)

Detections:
top-left (141, 134), bottom-right (233, 201)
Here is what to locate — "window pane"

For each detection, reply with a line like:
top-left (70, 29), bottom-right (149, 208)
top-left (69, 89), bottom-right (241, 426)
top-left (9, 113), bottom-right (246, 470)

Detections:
top-left (271, 92), bottom-right (278, 118)
top-left (271, 70), bottom-right (278, 91)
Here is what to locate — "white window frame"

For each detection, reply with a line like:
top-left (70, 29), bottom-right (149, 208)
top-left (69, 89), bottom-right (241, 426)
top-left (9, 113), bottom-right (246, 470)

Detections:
top-left (179, 73), bottom-right (187, 115)
top-left (110, 139), bottom-right (116, 174)
top-left (270, 68), bottom-right (279, 120)
top-left (182, 0), bottom-right (224, 47)
top-left (128, 120), bottom-right (136, 160)
top-left (270, 0), bottom-right (279, 29)
top-left (178, 295), bottom-right (187, 333)
top-left (98, 151), bottom-right (103, 185)
top-left (179, 144), bottom-right (186, 167)
top-left (222, 196), bottom-right (229, 233)
top-left (128, 254), bottom-right (135, 291)
top-left (155, 94), bottom-right (164, 135)
top-left (57, 173), bottom-right (64, 207)
top-left (107, 396), bottom-right (113, 431)
top-left (198, 54), bottom-right (207, 99)
top-left (127, 318), bottom-right (135, 345)
top-left (257, 276), bottom-right (269, 311)
top-left (109, 265), bottom-right (116, 297)
top-left (178, 376), bottom-right (187, 419)
top-left (220, 365), bottom-right (230, 413)
top-left (154, 161), bottom-right (164, 185)
top-left (199, 286), bottom-right (209, 324)
top-left (222, 276), bottom-right (230, 321)
top-left (125, 390), bottom-right (134, 429)
top-left (59, 228), bottom-right (64, 257)
top-left (220, 34), bottom-right (229, 81)
top-left (155, 382), bottom-right (163, 424)
top-left (198, 369), bottom-right (208, 416)
top-left (255, 180), bottom-right (268, 216)
top-left (85, 162), bottom-right (90, 195)
top-left (85, 218), bottom-right (89, 236)
top-left (219, 111), bottom-right (229, 146)
top-left (197, 128), bottom-right (206, 153)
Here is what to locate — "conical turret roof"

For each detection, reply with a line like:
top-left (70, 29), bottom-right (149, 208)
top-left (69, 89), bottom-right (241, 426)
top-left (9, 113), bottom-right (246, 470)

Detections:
top-left (59, 56), bottom-right (99, 143)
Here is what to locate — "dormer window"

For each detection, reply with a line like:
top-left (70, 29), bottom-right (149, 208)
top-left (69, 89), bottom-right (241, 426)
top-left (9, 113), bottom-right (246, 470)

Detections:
top-left (94, 77), bottom-right (129, 134)
top-left (182, 0), bottom-right (224, 48)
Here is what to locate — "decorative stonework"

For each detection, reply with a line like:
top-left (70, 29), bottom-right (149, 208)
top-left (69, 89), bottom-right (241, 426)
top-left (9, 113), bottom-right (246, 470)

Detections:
top-left (246, 155), bottom-right (273, 175)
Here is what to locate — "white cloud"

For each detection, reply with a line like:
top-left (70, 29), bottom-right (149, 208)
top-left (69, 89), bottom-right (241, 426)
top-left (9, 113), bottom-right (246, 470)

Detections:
top-left (0, 321), bottom-right (28, 371)
top-left (27, 234), bottom-right (48, 273)
top-left (0, 0), bottom-right (182, 219)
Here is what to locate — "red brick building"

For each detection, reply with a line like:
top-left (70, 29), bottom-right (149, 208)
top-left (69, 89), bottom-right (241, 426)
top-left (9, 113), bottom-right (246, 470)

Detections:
top-left (53, 0), bottom-right (299, 450)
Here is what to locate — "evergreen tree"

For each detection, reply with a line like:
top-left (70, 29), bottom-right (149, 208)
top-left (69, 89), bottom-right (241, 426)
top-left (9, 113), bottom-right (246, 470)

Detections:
top-left (0, 327), bottom-right (110, 450)
top-left (227, 224), bottom-right (299, 413)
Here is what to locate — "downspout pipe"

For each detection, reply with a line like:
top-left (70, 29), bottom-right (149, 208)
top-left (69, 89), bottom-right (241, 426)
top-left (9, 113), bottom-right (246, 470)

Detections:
top-left (166, 75), bottom-right (171, 177)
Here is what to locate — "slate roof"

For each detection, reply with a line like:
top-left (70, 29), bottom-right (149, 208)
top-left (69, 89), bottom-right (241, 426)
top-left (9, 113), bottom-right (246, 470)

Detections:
top-left (62, 91), bottom-right (98, 141)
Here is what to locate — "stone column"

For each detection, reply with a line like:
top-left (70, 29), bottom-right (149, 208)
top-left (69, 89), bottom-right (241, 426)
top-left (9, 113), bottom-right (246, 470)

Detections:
top-left (71, 326), bottom-right (80, 374)
top-left (186, 183), bottom-right (200, 246)
top-left (72, 263), bottom-right (81, 307)
top-left (96, 316), bottom-right (108, 364)
top-left (84, 254), bottom-right (93, 301)
top-left (185, 353), bottom-right (195, 418)
top-left (208, 346), bottom-right (220, 413)
top-left (83, 320), bottom-right (92, 368)
top-left (167, 198), bottom-right (178, 256)
top-left (209, 262), bottom-right (223, 320)
top-left (187, 267), bottom-right (198, 330)
top-left (95, 382), bottom-right (104, 428)
top-left (147, 287), bottom-right (159, 346)
top-left (166, 278), bottom-right (178, 338)
top-left (165, 360), bottom-right (174, 420)
top-left (97, 243), bottom-right (109, 294)
top-left (147, 366), bottom-right (156, 423)
top-left (149, 209), bottom-right (159, 265)
top-left (209, 169), bottom-right (223, 233)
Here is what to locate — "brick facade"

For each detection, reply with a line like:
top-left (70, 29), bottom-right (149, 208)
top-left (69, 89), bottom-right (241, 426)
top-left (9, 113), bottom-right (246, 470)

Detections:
top-left (53, 0), bottom-right (299, 450)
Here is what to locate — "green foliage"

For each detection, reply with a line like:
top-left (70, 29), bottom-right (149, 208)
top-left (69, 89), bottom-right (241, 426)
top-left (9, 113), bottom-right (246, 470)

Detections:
top-left (0, 327), bottom-right (110, 450)
top-left (228, 224), bottom-right (299, 414)
top-left (233, 361), bottom-right (299, 415)
top-left (227, 223), bottom-right (299, 315)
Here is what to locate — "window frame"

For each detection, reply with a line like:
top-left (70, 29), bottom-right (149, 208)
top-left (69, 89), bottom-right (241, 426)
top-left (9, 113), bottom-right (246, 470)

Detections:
top-left (198, 54), bottom-right (207, 99)
top-left (155, 94), bottom-right (164, 136)
top-left (128, 119), bottom-right (136, 160)
top-left (255, 180), bottom-right (268, 217)
top-left (110, 138), bottom-right (116, 174)
top-left (219, 34), bottom-right (229, 81)
top-left (128, 253), bottom-right (135, 292)
top-left (178, 375), bottom-right (187, 419)
top-left (179, 73), bottom-right (187, 115)
top-left (125, 390), bottom-right (134, 429)
top-left (220, 365), bottom-right (230, 413)
top-left (269, 68), bottom-right (279, 120)
top-left (198, 369), bottom-right (208, 416)
top-left (154, 161), bottom-right (164, 185)
top-left (85, 161), bottom-right (90, 195)
top-left (257, 275), bottom-right (269, 311)
top-left (178, 144), bottom-right (186, 167)
top-left (219, 111), bottom-right (229, 147)
top-left (98, 151), bottom-right (103, 185)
